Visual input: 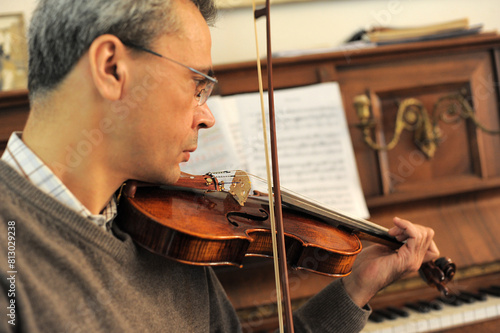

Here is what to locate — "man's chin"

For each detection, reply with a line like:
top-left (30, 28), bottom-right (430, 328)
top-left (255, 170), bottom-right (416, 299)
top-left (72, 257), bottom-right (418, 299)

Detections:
top-left (165, 166), bottom-right (182, 185)
top-left (136, 166), bottom-right (181, 186)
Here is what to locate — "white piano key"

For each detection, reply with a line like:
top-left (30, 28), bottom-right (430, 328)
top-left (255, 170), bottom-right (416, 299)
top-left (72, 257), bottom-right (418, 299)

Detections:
top-left (427, 317), bottom-right (441, 330)
top-left (463, 309), bottom-right (475, 322)
top-left (474, 307), bottom-right (487, 320)
top-left (450, 311), bottom-right (464, 326)
top-left (416, 318), bottom-right (429, 331)
top-left (439, 314), bottom-right (452, 328)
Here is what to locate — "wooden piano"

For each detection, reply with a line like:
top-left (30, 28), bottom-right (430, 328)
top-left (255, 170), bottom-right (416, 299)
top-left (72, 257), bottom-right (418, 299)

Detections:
top-left (1, 34), bottom-right (500, 332)
top-left (210, 34), bottom-right (500, 332)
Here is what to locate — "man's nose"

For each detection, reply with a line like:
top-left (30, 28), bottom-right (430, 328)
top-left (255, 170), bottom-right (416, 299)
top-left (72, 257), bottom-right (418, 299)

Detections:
top-left (196, 102), bottom-right (216, 129)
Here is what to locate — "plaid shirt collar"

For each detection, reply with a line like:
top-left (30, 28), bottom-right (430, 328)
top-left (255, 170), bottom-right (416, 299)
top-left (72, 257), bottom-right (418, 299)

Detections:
top-left (1, 132), bottom-right (117, 232)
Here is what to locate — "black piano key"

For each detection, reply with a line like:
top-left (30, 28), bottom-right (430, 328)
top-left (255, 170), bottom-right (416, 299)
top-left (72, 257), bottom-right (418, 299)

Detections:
top-left (374, 309), bottom-right (398, 320)
top-left (417, 301), bottom-right (436, 311)
top-left (456, 292), bottom-right (475, 304)
top-left (427, 300), bottom-right (443, 310)
top-left (460, 290), bottom-right (487, 301)
top-left (386, 306), bottom-right (410, 318)
top-left (368, 312), bottom-right (385, 323)
top-left (405, 302), bottom-right (430, 313)
top-left (438, 296), bottom-right (463, 306)
top-left (479, 287), bottom-right (500, 297)
top-left (490, 285), bottom-right (500, 292)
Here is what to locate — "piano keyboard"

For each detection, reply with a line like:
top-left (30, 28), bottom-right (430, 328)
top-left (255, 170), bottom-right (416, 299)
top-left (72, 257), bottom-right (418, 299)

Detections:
top-left (362, 286), bottom-right (500, 333)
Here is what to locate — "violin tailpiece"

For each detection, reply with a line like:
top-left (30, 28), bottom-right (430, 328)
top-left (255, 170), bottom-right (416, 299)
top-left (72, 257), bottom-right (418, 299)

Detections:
top-left (229, 170), bottom-right (252, 206)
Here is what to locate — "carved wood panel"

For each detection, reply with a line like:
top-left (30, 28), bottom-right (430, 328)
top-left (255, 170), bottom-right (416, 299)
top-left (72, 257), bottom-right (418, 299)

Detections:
top-left (338, 51), bottom-right (500, 204)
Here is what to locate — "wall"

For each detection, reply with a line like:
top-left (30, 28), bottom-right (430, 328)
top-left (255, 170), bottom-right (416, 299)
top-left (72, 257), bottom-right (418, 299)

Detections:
top-left (211, 0), bottom-right (500, 64)
top-left (1, 0), bottom-right (499, 65)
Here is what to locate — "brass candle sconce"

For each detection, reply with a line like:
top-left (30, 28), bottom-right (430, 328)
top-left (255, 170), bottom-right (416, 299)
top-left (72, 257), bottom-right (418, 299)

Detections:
top-left (354, 92), bottom-right (500, 159)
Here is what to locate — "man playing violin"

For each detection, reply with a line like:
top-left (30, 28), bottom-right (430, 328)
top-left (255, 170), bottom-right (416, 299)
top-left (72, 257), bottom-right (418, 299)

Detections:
top-left (0, 0), bottom-right (439, 332)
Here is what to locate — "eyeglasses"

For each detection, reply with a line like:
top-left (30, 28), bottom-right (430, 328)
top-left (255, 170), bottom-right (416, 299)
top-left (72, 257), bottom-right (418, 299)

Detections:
top-left (122, 41), bottom-right (217, 106)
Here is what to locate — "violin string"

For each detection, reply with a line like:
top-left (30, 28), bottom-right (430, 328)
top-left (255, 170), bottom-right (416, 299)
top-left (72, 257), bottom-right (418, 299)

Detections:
top-left (214, 172), bottom-right (394, 244)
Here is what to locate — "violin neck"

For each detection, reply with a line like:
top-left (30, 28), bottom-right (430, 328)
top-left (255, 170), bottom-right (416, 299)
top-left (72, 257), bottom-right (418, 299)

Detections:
top-left (280, 189), bottom-right (403, 249)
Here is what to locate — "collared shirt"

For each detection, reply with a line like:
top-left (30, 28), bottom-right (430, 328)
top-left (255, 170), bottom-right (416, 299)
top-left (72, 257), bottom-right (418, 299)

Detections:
top-left (1, 132), bottom-right (116, 232)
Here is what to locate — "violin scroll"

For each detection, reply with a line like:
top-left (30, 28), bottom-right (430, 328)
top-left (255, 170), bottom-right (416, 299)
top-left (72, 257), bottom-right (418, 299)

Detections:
top-left (418, 257), bottom-right (456, 296)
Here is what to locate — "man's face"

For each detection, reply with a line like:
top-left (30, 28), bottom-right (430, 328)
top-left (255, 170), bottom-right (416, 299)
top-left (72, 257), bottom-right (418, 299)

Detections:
top-left (117, 0), bottom-right (215, 184)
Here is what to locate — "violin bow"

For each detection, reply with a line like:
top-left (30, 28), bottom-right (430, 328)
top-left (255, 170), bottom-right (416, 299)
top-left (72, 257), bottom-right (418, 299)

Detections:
top-left (253, 0), bottom-right (294, 331)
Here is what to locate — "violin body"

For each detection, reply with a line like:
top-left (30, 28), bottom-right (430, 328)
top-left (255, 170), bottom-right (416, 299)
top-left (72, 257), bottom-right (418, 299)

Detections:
top-left (116, 174), bottom-right (361, 277)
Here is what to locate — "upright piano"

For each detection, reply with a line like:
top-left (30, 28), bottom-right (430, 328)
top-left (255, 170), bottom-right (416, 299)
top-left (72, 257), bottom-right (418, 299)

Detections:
top-left (1, 34), bottom-right (499, 333)
top-left (210, 34), bottom-right (500, 332)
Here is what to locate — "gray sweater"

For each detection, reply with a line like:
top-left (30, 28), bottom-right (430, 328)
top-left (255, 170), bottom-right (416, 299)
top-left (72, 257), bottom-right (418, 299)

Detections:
top-left (0, 161), bottom-right (369, 332)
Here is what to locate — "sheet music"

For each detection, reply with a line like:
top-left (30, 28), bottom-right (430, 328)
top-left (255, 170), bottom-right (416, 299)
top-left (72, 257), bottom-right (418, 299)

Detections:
top-left (180, 96), bottom-right (246, 173)
top-left (181, 82), bottom-right (369, 219)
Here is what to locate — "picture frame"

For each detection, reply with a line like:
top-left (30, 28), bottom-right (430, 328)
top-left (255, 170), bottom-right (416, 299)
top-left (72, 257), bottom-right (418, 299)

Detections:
top-left (0, 13), bottom-right (28, 91)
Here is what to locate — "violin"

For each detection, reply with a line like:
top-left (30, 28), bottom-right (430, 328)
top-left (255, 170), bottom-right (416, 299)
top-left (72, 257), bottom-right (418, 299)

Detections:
top-left (116, 170), bottom-right (455, 295)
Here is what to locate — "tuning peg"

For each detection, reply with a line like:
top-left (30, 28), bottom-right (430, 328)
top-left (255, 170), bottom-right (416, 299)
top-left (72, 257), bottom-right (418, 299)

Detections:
top-left (418, 257), bottom-right (456, 297)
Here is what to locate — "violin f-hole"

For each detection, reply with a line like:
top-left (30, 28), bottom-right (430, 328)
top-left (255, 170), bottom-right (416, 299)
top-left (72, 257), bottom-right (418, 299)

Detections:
top-left (227, 209), bottom-right (269, 227)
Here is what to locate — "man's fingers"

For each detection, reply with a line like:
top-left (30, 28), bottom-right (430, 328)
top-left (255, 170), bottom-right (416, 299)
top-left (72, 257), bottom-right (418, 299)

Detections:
top-left (424, 240), bottom-right (440, 262)
top-left (389, 217), bottom-right (422, 242)
top-left (388, 216), bottom-right (440, 269)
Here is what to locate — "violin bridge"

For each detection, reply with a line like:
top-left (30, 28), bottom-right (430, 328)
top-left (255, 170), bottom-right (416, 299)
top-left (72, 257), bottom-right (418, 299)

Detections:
top-left (229, 170), bottom-right (252, 206)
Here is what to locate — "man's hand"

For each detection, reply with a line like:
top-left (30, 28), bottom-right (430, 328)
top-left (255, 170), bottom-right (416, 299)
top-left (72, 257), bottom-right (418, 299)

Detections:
top-left (342, 217), bottom-right (440, 307)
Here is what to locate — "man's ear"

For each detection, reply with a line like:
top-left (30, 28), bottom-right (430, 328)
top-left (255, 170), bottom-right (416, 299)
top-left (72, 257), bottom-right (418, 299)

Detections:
top-left (88, 34), bottom-right (129, 101)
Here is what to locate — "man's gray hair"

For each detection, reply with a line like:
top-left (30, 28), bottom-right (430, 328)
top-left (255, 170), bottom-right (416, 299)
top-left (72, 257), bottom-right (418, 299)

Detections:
top-left (28, 0), bottom-right (216, 100)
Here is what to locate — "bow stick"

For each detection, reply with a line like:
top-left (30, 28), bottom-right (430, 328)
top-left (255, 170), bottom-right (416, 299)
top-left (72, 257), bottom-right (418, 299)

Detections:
top-left (253, 1), bottom-right (294, 331)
